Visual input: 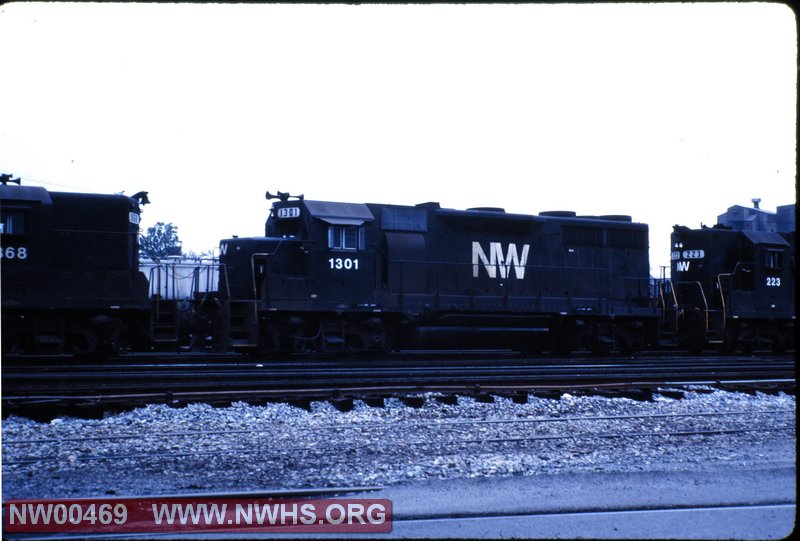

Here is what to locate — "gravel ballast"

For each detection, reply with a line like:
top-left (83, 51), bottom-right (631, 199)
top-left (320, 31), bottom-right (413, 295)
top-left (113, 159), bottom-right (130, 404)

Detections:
top-left (1, 387), bottom-right (795, 500)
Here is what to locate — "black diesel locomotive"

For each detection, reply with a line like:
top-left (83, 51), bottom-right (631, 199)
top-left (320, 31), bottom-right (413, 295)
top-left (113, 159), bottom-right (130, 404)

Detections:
top-left (1, 179), bottom-right (795, 356)
top-left (220, 193), bottom-right (655, 354)
top-left (1, 177), bottom-right (151, 354)
top-left (660, 200), bottom-right (795, 353)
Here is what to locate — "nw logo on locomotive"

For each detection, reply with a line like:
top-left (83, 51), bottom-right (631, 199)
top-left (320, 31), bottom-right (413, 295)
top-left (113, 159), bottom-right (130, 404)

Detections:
top-left (471, 241), bottom-right (530, 279)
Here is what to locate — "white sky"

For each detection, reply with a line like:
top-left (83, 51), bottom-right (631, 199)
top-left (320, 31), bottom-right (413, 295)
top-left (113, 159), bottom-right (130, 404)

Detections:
top-left (1, 2), bottom-right (796, 273)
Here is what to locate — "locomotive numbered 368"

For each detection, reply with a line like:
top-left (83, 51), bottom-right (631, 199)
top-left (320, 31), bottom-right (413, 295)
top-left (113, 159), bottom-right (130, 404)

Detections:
top-left (0, 180), bottom-right (794, 356)
top-left (1, 179), bottom-right (151, 354)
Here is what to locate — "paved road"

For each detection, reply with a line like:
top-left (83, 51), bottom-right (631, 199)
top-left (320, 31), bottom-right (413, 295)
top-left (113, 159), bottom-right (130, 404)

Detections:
top-left (379, 464), bottom-right (796, 539)
top-left (3, 463), bottom-right (795, 539)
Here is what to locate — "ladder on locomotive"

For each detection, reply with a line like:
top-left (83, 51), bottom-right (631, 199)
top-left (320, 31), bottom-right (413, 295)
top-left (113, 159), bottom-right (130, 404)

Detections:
top-left (653, 267), bottom-right (726, 347)
top-left (653, 266), bottom-right (678, 346)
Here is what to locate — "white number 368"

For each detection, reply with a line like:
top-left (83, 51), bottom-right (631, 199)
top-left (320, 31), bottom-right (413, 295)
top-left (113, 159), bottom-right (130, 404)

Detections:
top-left (1, 246), bottom-right (28, 259)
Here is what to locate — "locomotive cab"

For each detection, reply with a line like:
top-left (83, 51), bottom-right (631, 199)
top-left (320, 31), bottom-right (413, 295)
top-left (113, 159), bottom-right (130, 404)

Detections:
top-left (668, 207), bottom-right (795, 353)
top-left (265, 197), bottom-right (377, 311)
top-left (1, 182), bottom-right (151, 354)
top-left (218, 195), bottom-right (383, 353)
top-left (1, 185), bottom-right (51, 304)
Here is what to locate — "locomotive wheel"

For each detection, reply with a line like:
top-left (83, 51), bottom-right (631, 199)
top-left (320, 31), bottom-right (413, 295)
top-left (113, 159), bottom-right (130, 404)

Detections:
top-left (616, 334), bottom-right (634, 356)
top-left (345, 333), bottom-right (367, 353)
top-left (255, 325), bottom-right (280, 355)
top-left (116, 325), bottom-right (136, 353)
top-left (1, 326), bottom-right (29, 355)
top-left (678, 308), bottom-right (705, 354)
top-left (99, 320), bottom-right (125, 353)
top-left (717, 330), bottom-right (736, 355)
top-left (588, 326), bottom-right (614, 355)
top-left (66, 326), bottom-right (97, 355)
top-left (550, 334), bottom-right (572, 356)
top-left (739, 339), bottom-right (756, 355)
top-left (370, 327), bottom-right (396, 353)
top-left (548, 318), bottom-right (578, 355)
top-left (687, 338), bottom-right (704, 355)
top-left (769, 330), bottom-right (787, 353)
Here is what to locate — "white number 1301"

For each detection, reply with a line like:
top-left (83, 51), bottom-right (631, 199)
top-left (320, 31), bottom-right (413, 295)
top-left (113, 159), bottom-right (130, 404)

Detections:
top-left (329, 257), bottom-right (359, 270)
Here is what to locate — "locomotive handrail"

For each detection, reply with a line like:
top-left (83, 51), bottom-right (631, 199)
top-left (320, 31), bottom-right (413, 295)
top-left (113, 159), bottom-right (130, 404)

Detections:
top-left (145, 265), bottom-right (170, 323)
top-left (218, 263), bottom-right (230, 299)
top-left (665, 279), bottom-right (680, 332)
top-left (147, 266), bottom-right (159, 296)
top-left (727, 261), bottom-right (753, 284)
top-left (714, 261), bottom-right (751, 328)
top-left (189, 261), bottom-right (223, 309)
top-left (655, 278), bottom-right (675, 321)
top-left (669, 279), bottom-right (679, 324)
top-left (683, 281), bottom-right (710, 332)
top-left (250, 253), bottom-right (271, 299)
top-left (716, 273), bottom-right (733, 325)
top-left (653, 277), bottom-right (681, 331)
top-left (250, 253), bottom-right (271, 319)
top-left (147, 265), bottom-right (159, 320)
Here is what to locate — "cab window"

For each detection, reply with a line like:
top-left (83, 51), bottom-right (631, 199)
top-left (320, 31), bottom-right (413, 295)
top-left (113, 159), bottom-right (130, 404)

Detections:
top-left (765, 250), bottom-right (784, 270)
top-left (0, 209), bottom-right (26, 235)
top-left (328, 225), bottom-right (360, 250)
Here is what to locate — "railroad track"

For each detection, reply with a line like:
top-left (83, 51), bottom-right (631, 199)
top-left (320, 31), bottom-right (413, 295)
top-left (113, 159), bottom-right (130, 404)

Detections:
top-left (2, 352), bottom-right (794, 415)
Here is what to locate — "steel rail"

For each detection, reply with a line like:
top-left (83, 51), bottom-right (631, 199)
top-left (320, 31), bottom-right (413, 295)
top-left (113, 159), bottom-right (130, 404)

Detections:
top-left (2, 350), bottom-right (794, 413)
top-left (3, 379), bottom-right (795, 412)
